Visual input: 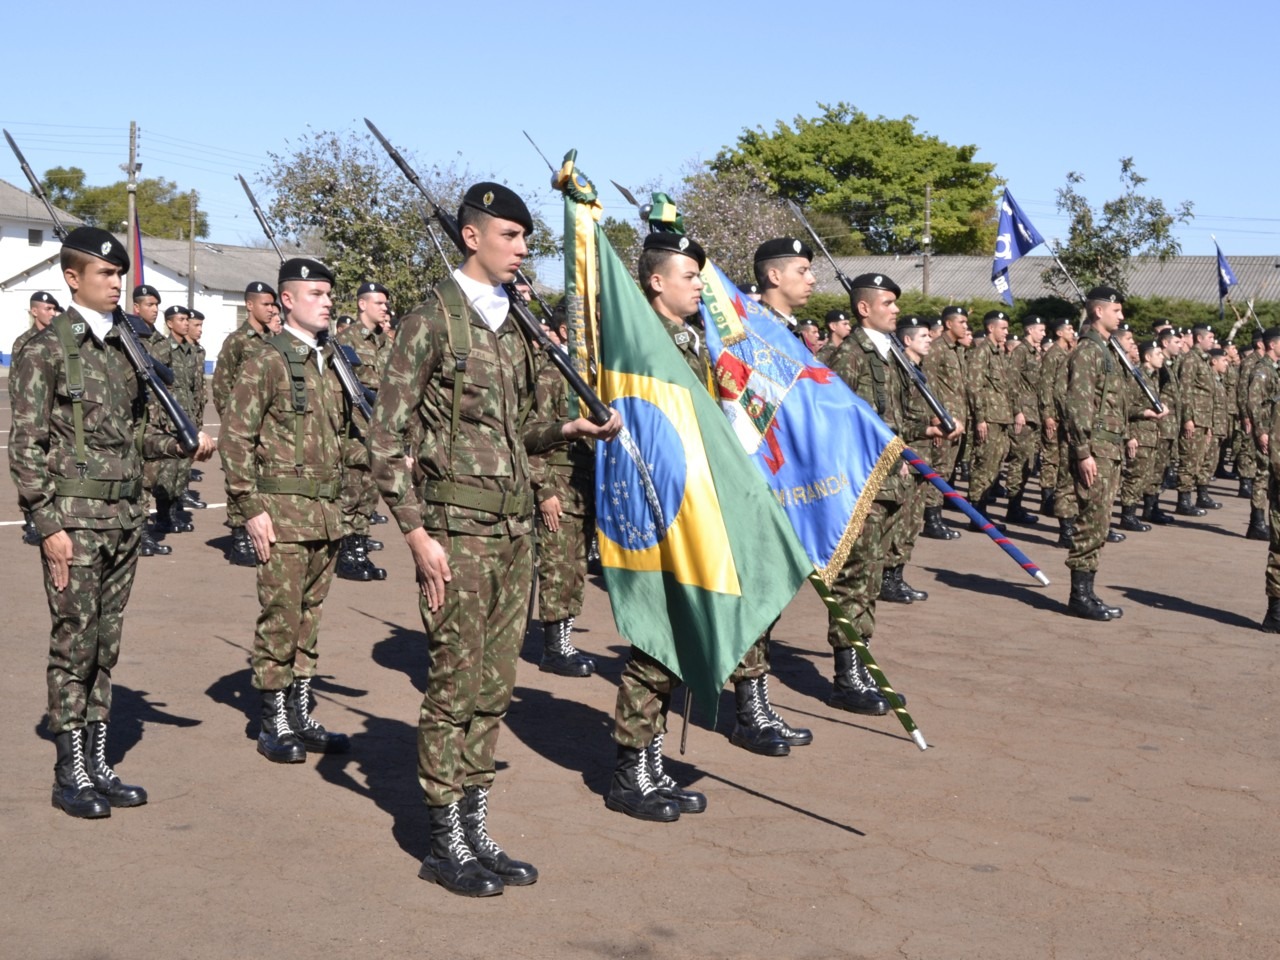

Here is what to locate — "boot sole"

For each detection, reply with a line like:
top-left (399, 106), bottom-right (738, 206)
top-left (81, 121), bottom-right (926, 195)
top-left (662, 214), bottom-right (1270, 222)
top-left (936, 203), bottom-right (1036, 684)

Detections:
top-left (728, 733), bottom-right (790, 756)
top-left (417, 863), bottom-right (504, 897)
top-left (257, 742), bottom-right (307, 764)
top-left (827, 697), bottom-right (889, 717)
top-left (604, 795), bottom-right (681, 822)
top-left (51, 794), bottom-right (111, 819)
top-left (539, 662), bottom-right (594, 677)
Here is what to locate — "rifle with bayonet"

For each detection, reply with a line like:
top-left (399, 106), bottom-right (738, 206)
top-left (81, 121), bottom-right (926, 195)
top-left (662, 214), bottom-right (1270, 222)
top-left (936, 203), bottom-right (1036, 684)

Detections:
top-left (4, 129), bottom-right (201, 456)
top-left (235, 174), bottom-right (374, 421)
top-left (364, 118), bottom-right (610, 425)
top-left (787, 201), bottom-right (957, 435)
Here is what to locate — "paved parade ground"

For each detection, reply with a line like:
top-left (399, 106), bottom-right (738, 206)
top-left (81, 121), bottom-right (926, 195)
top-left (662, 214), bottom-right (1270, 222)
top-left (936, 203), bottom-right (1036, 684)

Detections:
top-left (1, 388), bottom-right (1276, 960)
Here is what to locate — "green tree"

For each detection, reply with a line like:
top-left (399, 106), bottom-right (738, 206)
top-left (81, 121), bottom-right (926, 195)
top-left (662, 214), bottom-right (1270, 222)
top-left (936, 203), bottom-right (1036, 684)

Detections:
top-left (39, 166), bottom-right (209, 239)
top-left (600, 215), bottom-right (641, 276)
top-left (1044, 157), bottom-right (1194, 298)
top-left (712, 102), bottom-right (1000, 256)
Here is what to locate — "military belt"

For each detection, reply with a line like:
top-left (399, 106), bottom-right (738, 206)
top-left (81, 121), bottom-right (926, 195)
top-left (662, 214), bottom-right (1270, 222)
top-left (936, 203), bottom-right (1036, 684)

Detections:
top-left (1091, 427), bottom-right (1124, 444)
top-left (423, 480), bottom-right (533, 517)
top-left (256, 477), bottom-right (340, 499)
top-left (53, 477), bottom-right (143, 501)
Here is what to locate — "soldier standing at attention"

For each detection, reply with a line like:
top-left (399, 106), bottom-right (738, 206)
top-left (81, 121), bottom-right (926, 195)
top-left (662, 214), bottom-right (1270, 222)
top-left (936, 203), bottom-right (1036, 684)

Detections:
top-left (1005, 315), bottom-right (1045, 525)
top-left (1177, 323), bottom-right (1221, 515)
top-left (213, 282), bottom-right (278, 566)
top-left (220, 258), bottom-right (361, 765)
top-left (1116, 326), bottom-right (1166, 532)
top-left (180, 309), bottom-right (208, 511)
top-left (148, 305), bottom-right (196, 538)
top-left (13, 291), bottom-right (61, 547)
top-left (1236, 335), bottom-right (1263, 502)
top-left (1063, 287), bottom-right (1129, 621)
top-left (1037, 318), bottom-right (1075, 520)
top-left (369, 184), bottom-right (620, 897)
top-left (9, 228), bottom-right (214, 818)
top-left (919, 305), bottom-right (969, 540)
top-left (967, 309), bottom-right (1022, 528)
top-left (1242, 329), bottom-right (1280, 540)
top-left (814, 308), bottom-right (851, 365)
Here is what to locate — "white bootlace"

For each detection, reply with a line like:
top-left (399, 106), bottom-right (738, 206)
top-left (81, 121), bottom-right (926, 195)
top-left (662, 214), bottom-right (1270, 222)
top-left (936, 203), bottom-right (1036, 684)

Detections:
top-left (646, 734), bottom-right (677, 791)
top-left (467, 788), bottom-right (503, 858)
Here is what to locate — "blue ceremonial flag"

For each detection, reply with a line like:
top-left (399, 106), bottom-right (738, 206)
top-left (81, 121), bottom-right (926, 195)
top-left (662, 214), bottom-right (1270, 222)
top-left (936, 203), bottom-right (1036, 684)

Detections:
top-left (698, 263), bottom-right (903, 584)
top-left (991, 189), bottom-right (1046, 305)
top-left (1215, 240), bottom-right (1238, 307)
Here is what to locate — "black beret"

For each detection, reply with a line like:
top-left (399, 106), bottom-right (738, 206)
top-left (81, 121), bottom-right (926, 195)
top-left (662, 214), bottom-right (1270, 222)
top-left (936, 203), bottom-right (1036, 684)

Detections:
top-left (737, 280), bottom-right (760, 296)
top-left (132, 284), bottom-right (159, 301)
top-left (926, 316), bottom-right (943, 330)
top-left (753, 237), bottom-right (813, 264)
top-left (1262, 327), bottom-right (1280, 344)
top-left (848, 273), bottom-right (901, 297)
top-left (941, 305), bottom-right (969, 319)
top-left (164, 305), bottom-right (191, 319)
top-left (1021, 315), bottom-right (1044, 329)
top-left (1048, 316), bottom-right (1071, 332)
top-left (460, 182), bottom-right (533, 234)
top-left (1190, 323), bottom-right (1214, 335)
top-left (190, 309), bottom-right (205, 321)
top-left (824, 309), bottom-right (850, 324)
top-left (357, 281), bottom-right (390, 297)
top-left (278, 258), bottom-right (335, 286)
top-left (63, 226), bottom-right (129, 273)
top-left (1207, 346), bottom-right (1226, 358)
top-left (244, 281), bottom-right (277, 299)
top-left (30, 290), bottom-right (59, 307)
top-left (336, 315), bottom-right (355, 327)
top-left (1115, 322), bottom-right (1133, 334)
top-left (642, 232), bottom-right (706, 270)
top-left (896, 315), bottom-right (927, 335)
top-left (983, 309), bottom-right (1009, 323)
top-left (1085, 285), bottom-right (1124, 304)
top-left (794, 318), bottom-right (818, 331)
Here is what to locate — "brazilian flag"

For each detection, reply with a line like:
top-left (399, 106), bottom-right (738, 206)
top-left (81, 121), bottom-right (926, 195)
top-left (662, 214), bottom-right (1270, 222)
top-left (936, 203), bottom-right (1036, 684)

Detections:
top-left (594, 231), bottom-right (812, 719)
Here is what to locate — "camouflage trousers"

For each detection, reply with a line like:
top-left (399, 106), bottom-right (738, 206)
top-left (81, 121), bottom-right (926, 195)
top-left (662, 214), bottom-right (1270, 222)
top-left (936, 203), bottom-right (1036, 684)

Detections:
top-left (252, 539), bottom-right (341, 691)
top-left (887, 464), bottom-right (928, 568)
top-left (1040, 425), bottom-right (1062, 494)
top-left (1265, 475), bottom-right (1280, 597)
top-left (923, 436), bottom-right (962, 508)
top-left (1006, 422), bottom-right (1039, 499)
top-left (613, 647), bottom-right (678, 749)
top-left (1238, 429), bottom-right (1258, 480)
top-left (340, 465), bottom-right (378, 536)
top-left (1066, 456), bottom-right (1121, 572)
top-left (827, 497), bottom-right (902, 648)
top-left (418, 530), bottom-right (533, 807)
top-left (149, 457), bottom-right (192, 500)
top-left (970, 422), bottom-right (1013, 502)
top-left (1253, 446), bottom-right (1272, 510)
top-left (1120, 443), bottom-right (1158, 506)
top-left (1177, 427), bottom-right (1215, 492)
top-left (44, 525), bottom-right (142, 734)
top-left (1054, 437), bottom-right (1079, 520)
top-left (537, 509), bottom-right (591, 623)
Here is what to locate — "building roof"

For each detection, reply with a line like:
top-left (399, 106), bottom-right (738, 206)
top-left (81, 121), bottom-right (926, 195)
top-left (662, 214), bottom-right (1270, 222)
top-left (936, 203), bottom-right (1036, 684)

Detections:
top-left (0, 177), bottom-right (81, 228)
top-left (815, 254), bottom-right (1280, 305)
top-left (138, 236), bottom-right (288, 296)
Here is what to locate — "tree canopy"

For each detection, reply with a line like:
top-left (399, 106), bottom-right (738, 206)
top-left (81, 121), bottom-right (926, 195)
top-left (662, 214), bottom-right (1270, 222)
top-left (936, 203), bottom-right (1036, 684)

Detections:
top-left (40, 166), bottom-right (209, 239)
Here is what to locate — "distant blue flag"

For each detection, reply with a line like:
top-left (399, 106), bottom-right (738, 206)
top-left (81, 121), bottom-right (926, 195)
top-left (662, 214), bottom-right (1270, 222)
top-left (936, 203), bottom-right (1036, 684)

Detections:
top-left (1215, 241), bottom-right (1238, 301)
top-left (991, 189), bottom-right (1046, 305)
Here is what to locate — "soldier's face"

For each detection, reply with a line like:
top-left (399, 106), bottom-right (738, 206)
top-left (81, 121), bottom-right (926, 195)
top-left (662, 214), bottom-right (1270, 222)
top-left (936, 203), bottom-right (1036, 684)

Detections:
top-left (857, 290), bottom-right (898, 334)
top-left (464, 216), bottom-right (528, 286)
top-left (190, 319), bottom-right (203, 342)
top-left (1195, 331), bottom-right (1216, 351)
top-left (1148, 346), bottom-right (1165, 368)
top-left (167, 314), bottom-right (190, 338)
top-left (66, 258), bottom-right (123, 313)
top-left (903, 330), bottom-right (931, 362)
top-left (827, 318), bottom-right (851, 341)
top-left (652, 253), bottom-right (704, 320)
top-left (282, 280), bottom-right (332, 336)
top-left (360, 292), bottom-right (391, 328)
top-left (30, 301), bottom-right (57, 329)
top-left (1093, 302), bottom-right (1123, 334)
top-left (1025, 324), bottom-right (1045, 347)
top-left (944, 316), bottom-right (969, 343)
top-left (266, 304), bottom-right (283, 335)
top-left (986, 319), bottom-right (1009, 345)
top-left (134, 296), bottom-right (159, 324)
top-left (769, 258), bottom-right (816, 313)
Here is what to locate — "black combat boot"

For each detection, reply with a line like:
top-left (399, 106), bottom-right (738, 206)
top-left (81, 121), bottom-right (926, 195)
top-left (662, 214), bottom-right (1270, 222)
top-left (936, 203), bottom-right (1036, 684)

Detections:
top-left (879, 566), bottom-right (914, 603)
top-left (257, 690), bottom-right (306, 763)
top-left (1106, 528), bottom-right (1126, 543)
top-left (336, 534), bottom-right (385, 581)
top-left (1006, 493), bottom-right (1040, 526)
top-left (189, 468), bottom-right (204, 482)
top-left (754, 675), bottom-right (812, 746)
top-left (151, 493), bottom-right (175, 535)
top-left (1196, 486), bottom-right (1222, 510)
top-left (180, 487), bottom-right (207, 509)
top-left (85, 721), bottom-right (147, 807)
top-left (1068, 569), bottom-right (1114, 621)
top-left (891, 565), bottom-right (928, 601)
top-left (418, 801), bottom-right (504, 896)
top-left (538, 618), bottom-right (595, 677)
top-left (1143, 493), bottom-right (1174, 526)
top-left (605, 745), bottom-right (681, 821)
top-left (1239, 477), bottom-right (1254, 500)
top-left (1246, 507), bottom-right (1270, 541)
top-left (968, 497), bottom-right (990, 532)
top-left (1119, 504), bottom-right (1151, 532)
top-left (1176, 491), bottom-right (1206, 517)
top-left (1262, 597), bottom-right (1280, 633)
top-left (1041, 487), bottom-right (1056, 516)
top-left (957, 460), bottom-right (971, 483)
top-left (729, 679), bottom-right (790, 756)
top-left (228, 526), bottom-right (258, 567)
top-left (1057, 516), bottom-right (1077, 549)
top-left (286, 678), bottom-right (349, 754)
top-left (461, 786), bottom-right (538, 886)
top-left (921, 506), bottom-right (959, 540)
top-left (645, 734), bottom-right (707, 813)
top-left (369, 511), bottom-right (389, 525)
top-left (139, 527), bottom-right (172, 557)
top-left (828, 647), bottom-right (889, 716)
top-left (51, 729), bottom-right (110, 819)
top-left (22, 515), bottom-right (41, 546)
top-left (168, 498), bottom-right (194, 533)
top-left (363, 533), bottom-right (383, 552)
top-left (1088, 573), bottom-right (1124, 619)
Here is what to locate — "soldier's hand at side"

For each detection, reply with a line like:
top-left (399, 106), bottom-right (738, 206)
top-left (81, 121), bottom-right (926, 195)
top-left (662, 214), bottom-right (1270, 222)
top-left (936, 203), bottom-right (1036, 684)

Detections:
top-left (42, 530), bottom-right (73, 592)
top-left (1044, 417), bottom-right (1057, 442)
top-left (540, 495), bottom-right (563, 533)
top-left (564, 409), bottom-right (623, 443)
top-left (194, 431), bottom-right (216, 461)
top-left (1013, 413), bottom-right (1026, 436)
top-left (245, 511), bottom-right (276, 564)
top-left (976, 421), bottom-right (988, 442)
top-left (1077, 455), bottom-right (1098, 487)
top-left (1183, 420), bottom-right (1195, 438)
top-left (1261, 434), bottom-right (1269, 455)
top-left (1126, 439), bottom-right (1138, 459)
top-left (406, 527), bottom-right (451, 612)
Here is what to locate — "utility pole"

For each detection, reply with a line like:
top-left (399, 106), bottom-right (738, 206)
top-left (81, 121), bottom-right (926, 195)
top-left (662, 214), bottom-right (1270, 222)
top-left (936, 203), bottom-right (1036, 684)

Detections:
top-left (122, 121), bottom-right (139, 310)
top-left (187, 191), bottom-right (196, 310)
top-left (922, 183), bottom-right (932, 298)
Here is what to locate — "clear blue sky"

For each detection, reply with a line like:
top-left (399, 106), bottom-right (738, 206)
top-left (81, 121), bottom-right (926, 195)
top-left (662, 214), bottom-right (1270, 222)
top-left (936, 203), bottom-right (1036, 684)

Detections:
top-left (7, 0), bottom-right (1278, 287)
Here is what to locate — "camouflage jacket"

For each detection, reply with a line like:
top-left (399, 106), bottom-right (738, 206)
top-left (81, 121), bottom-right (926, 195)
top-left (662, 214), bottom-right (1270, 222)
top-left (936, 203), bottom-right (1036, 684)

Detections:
top-left (1038, 343), bottom-right (1070, 423)
top-left (1211, 372), bottom-right (1230, 436)
top-left (368, 276), bottom-right (567, 538)
top-left (334, 321), bottom-right (391, 393)
top-left (9, 306), bottom-right (183, 536)
top-left (528, 359), bottom-right (595, 515)
top-left (1245, 357), bottom-right (1280, 438)
top-left (148, 334), bottom-right (202, 430)
top-left (920, 337), bottom-right (966, 429)
top-left (1064, 327), bottom-right (1127, 463)
top-left (1237, 351), bottom-right (1261, 427)
top-left (827, 327), bottom-right (910, 501)
top-left (967, 338), bottom-right (1014, 425)
top-left (192, 343), bottom-right (207, 427)
top-left (897, 357), bottom-right (935, 446)
top-left (659, 313), bottom-right (714, 394)
top-left (219, 329), bottom-right (359, 542)
top-left (1223, 363), bottom-right (1239, 421)
top-left (1179, 347), bottom-right (1215, 426)
top-left (1007, 339), bottom-right (1041, 425)
top-left (1127, 364), bottom-right (1160, 447)
top-left (212, 322), bottom-right (267, 416)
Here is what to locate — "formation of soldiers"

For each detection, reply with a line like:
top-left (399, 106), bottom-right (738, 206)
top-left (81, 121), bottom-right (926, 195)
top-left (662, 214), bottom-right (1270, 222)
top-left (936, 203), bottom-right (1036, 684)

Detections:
top-left (10, 190), bottom-right (1280, 900)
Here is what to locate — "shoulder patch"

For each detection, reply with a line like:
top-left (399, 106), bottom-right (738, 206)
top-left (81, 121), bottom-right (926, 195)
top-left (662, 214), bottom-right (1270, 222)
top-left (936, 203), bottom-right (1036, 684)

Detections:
top-left (673, 332), bottom-right (690, 346)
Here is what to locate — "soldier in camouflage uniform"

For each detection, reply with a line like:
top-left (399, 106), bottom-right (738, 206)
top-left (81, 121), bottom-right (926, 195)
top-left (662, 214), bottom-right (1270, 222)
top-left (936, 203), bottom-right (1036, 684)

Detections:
top-left (147, 305), bottom-right (198, 536)
top-left (220, 258), bottom-right (362, 767)
top-left (1049, 319), bottom-right (1084, 546)
top-left (1242, 329), bottom-right (1280, 539)
top-left (12, 291), bottom-right (61, 547)
top-left (1005, 315), bottom-right (1045, 525)
top-left (1062, 287), bottom-right (1130, 621)
top-left (332, 280), bottom-right (393, 582)
top-left (125, 285), bottom-right (175, 557)
top-left (1037, 317), bottom-right (1075, 519)
top-left (1260, 336), bottom-right (1280, 631)
top-left (1236, 335), bottom-right (1264, 501)
top-left (9, 227), bottom-right (214, 818)
top-left (369, 184), bottom-right (620, 897)
top-left (967, 310), bottom-right (1023, 527)
top-left (1117, 328), bottom-right (1168, 531)
top-left (528, 312), bottom-right (598, 679)
top-left (919, 306), bottom-right (969, 540)
top-left (814, 308), bottom-right (851, 365)
top-left (181, 309), bottom-right (208, 510)
top-left (1177, 324), bottom-right (1221, 514)
top-left (213, 281), bottom-right (278, 566)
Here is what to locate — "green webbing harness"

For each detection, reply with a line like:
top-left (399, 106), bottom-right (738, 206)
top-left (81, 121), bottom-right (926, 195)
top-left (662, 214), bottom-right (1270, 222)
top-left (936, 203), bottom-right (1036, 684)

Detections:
top-left (266, 332), bottom-right (311, 473)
